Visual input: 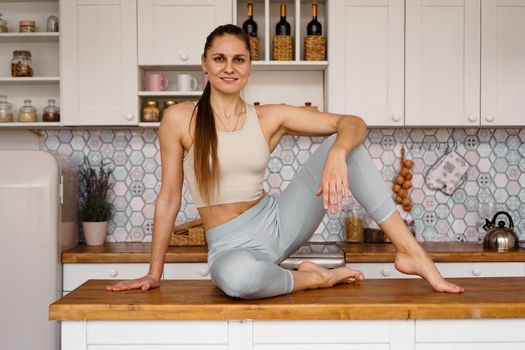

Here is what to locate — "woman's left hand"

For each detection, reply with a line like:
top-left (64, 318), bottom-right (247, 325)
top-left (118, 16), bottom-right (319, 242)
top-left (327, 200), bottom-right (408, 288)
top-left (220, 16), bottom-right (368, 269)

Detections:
top-left (316, 149), bottom-right (350, 214)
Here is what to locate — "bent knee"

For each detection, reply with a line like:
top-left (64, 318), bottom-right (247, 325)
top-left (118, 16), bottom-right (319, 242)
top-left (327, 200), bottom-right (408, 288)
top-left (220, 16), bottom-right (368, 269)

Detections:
top-left (210, 250), bottom-right (258, 298)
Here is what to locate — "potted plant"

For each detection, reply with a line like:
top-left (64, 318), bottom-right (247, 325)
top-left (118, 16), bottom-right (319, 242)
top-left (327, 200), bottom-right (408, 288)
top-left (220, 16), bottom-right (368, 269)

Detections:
top-left (79, 157), bottom-right (113, 246)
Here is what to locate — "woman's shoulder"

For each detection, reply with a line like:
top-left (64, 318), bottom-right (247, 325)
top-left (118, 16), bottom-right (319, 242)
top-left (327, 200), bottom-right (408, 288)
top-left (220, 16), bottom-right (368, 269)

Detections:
top-left (254, 103), bottom-right (300, 119)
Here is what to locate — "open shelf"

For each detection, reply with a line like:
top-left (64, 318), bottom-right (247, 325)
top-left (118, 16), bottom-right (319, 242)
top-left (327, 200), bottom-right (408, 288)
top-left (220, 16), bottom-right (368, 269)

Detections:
top-left (138, 91), bottom-right (203, 97)
top-left (0, 32), bottom-right (59, 42)
top-left (138, 122), bottom-right (160, 128)
top-left (0, 76), bottom-right (60, 84)
top-left (0, 122), bottom-right (61, 128)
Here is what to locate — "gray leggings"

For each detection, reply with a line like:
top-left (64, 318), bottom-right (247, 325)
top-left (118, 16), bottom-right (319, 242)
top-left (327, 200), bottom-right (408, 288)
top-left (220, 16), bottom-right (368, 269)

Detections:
top-left (205, 134), bottom-right (396, 299)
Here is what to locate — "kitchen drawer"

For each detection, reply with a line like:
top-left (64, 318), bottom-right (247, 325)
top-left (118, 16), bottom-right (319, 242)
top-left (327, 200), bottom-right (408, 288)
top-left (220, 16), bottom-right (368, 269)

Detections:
top-left (347, 263), bottom-right (417, 279)
top-left (163, 263), bottom-right (211, 280)
top-left (63, 263), bottom-right (151, 291)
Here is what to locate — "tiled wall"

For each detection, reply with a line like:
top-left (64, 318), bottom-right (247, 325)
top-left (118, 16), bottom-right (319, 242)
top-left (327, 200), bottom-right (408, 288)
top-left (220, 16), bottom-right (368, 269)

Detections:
top-left (43, 128), bottom-right (525, 243)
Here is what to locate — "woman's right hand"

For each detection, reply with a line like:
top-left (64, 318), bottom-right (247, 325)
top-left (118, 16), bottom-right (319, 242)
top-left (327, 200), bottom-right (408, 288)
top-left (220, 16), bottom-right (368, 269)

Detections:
top-left (106, 273), bottom-right (160, 292)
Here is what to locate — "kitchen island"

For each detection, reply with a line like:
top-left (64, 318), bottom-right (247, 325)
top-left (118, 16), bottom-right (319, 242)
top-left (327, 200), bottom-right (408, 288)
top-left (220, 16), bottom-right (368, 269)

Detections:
top-left (50, 277), bottom-right (525, 349)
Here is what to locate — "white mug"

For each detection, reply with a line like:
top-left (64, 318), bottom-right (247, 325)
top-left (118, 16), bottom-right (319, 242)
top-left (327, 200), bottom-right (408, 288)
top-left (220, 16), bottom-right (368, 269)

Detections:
top-left (177, 74), bottom-right (198, 91)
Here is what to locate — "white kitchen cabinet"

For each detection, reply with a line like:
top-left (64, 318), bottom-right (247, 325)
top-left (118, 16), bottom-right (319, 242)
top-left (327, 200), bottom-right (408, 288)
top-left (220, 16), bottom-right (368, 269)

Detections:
top-left (163, 262), bottom-right (211, 279)
top-left (481, 0), bottom-right (525, 126)
top-left (138, 0), bottom-right (232, 66)
top-left (405, 0), bottom-right (480, 126)
top-left (328, 0), bottom-right (405, 126)
top-left (61, 0), bottom-right (138, 126)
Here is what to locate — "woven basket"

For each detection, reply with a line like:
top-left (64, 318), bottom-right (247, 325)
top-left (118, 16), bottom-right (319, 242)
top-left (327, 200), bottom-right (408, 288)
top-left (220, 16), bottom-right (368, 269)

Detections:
top-left (272, 35), bottom-right (293, 61)
top-left (304, 35), bottom-right (326, 61)
top-left (249, 36), bottom-right (260, 61)
top-left (169, 219), bottom-right (206, 246)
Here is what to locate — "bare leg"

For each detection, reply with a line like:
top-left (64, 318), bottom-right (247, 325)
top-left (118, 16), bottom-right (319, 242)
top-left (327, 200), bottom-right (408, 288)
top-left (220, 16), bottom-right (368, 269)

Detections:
top-left (291, 261), bottom-right (364, 292)
top-left (379, 212), bottom-right (464, 293)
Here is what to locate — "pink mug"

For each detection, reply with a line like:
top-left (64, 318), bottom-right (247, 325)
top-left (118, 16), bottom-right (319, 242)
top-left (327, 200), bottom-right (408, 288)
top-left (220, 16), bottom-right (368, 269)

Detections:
top-left (147, 73), bottom-right (168, 91)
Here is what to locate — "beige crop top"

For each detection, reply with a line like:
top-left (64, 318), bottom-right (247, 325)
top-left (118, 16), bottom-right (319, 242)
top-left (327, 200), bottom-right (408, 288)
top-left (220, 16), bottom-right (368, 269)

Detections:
top-left (182, 103), bottom-right (270, 208)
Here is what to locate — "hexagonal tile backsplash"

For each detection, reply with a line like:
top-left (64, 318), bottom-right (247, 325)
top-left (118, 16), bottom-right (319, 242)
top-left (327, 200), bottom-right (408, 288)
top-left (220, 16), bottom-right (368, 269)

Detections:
top-left (43, 128), bottom-right (525, 243)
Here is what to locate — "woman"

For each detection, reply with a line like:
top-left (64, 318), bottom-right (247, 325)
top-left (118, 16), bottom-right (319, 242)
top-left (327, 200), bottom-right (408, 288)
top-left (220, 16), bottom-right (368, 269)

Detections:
top-left (107, 24), bottom-right (464, 299)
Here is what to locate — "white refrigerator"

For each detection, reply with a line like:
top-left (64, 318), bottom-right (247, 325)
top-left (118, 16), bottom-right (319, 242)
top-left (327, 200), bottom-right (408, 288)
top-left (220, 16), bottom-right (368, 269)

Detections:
top-left (0, 150), bottom-right (78, 350)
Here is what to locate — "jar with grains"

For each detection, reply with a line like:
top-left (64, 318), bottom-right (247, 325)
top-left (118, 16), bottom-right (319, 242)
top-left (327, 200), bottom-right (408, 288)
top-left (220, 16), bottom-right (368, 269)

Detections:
top-left (42, 98), bottom-right (60, 122)
top-left (11, 50), bottom-right (33, 77)
top-left (0, 95), bottom-right (14, 123)
top-left (161, 100), bottom-right (176, 121)
top-left (142, 100), bottom-right (160, 122)
top-left (343, 202), bottom-right (364, 243)
top-left (19, 20), bottom-right (35, 32)
top-left (0, 13), bottom-right (8, 33)
top-left (18, 99), bottom-right (37, 122)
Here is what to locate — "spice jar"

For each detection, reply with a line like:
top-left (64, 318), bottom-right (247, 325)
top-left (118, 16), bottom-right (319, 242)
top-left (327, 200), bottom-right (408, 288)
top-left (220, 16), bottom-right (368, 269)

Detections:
top-left (11, 50), bottom-right (33, 77)
top-left (46, 15), bottom-right (59, 32)
top-left (0, 13), bottom-right (8, 33)
top-left (19, 20), bottom-right (35, 32)
top-left (142, 100), bottom-right (160, 122)
top-left (161, 100), bottom-right (176, 121)
top-left (0, 95), bottom-right (14, 123)
top-left (42, 98), bottom-right (60, 122)
top-left (18, 99), bottom-right (37, 122)
top-left (343, 203), bottom-right (364, 243)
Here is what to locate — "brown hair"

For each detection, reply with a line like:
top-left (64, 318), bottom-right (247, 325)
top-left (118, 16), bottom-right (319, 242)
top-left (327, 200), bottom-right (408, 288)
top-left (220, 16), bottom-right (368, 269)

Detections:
top-left (192, 24), bottom-right (251, 206)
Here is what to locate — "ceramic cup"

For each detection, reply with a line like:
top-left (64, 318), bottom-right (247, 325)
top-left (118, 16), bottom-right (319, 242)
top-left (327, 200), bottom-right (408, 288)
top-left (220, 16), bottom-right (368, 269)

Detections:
top-left (147, 73), bottom-right (168, 91)
top-left (177, 74), bottom-right (198, 91)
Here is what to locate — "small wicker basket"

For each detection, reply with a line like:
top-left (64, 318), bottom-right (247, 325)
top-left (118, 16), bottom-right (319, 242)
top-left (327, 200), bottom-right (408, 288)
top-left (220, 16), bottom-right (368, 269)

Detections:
top-left (249, 36), bottom-right (260, 61)
top-left (304, 35), bottom-right (326, 61)
top-left (272, 35), bottom-right (293, 61)
top-left (169, 219), bottom-right (206, 246)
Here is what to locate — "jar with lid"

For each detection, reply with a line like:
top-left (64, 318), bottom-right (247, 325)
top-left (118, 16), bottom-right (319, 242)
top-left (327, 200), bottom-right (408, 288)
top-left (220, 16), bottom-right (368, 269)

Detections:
top-left (46, 15), bottom-right (59, 32)
top-left (42, 98), bottom-right (60, 122)
top-left (18, 99), bottom-right (37, 122)
top-left (0, 95), bottom-right (14, 123)
top-left (161, 100), bottom-right (176, 121)
top-left (342, 201), bottom-right (364, 243)
top-left (0, 13), bottom-right (8, 33)
top-left (142, 101), bottom-right (160, 122)
top-left (11, 50), bottom-right (33, 77)
top-left (19, 20), bottom-right (35, 32)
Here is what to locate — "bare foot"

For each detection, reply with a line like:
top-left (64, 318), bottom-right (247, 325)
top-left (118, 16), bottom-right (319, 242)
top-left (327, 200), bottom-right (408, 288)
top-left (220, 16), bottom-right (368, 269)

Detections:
top-left (395, 251), bottom-right (464, 293)
top-left (297, 260), bottom-right (364, 289)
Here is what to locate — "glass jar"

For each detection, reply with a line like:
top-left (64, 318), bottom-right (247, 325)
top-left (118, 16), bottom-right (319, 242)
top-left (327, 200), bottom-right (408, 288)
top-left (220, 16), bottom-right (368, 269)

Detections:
top-left (18, 99), bottom-right (37, 122)
top-left (161, 100), bottom-right (176, 121)
top-left (0, 95), bottom-right (14, 123)
top-left (142, 100), bottom-right (160, 122)
top-left (46, 15), bottom-right (59, 32)
top-left (11, 50), bottom-right (33, 77)
top-left (42, 98), bottom-right (60, 122)
top-left (0, 13), bottom-right (8, 33)
top-left (19, 20), bottom-right (35, 32)
top-left (343, 202), bottom-right (364, 243)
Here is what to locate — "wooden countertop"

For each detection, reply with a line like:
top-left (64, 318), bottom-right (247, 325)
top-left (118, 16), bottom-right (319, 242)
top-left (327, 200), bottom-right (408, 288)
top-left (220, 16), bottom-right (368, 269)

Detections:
top-left (62, 242), bottom-right (525, 263)
top-left (50, 277), bottom-right (525, 321)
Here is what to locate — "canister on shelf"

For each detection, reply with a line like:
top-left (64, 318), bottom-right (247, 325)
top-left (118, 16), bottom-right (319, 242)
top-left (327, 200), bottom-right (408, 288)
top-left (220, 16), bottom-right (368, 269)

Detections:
top-left (46, 15), bottom-right (59, 32)
top-left (0, 13), bottom-right (8, 33)
top-left (42, 99), bottom-right (60, 122)
top-left (18, 99), bottom-right (37, 122)
top-left (0, 95), bottom-right (14, 123)
top-left (11, 50), bottom-right (33, 77)
top-left (19, 20), bottom-right (35, 32)
top-left (343, 202), bottom-right (364, 243)
top-left (142, 100), bottom-right (161, 122)
top-left (161, 100), bottom-right (176, 121)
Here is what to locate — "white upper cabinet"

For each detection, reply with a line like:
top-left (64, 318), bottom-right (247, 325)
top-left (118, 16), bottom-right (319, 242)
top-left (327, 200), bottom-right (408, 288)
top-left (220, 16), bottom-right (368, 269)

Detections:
top-left (405, 0), bottom-right (480, 126)
top-left (328, 0), bottom-right (405, 126)
top-left (61, 0), bottom-right (138, 126)
top-left (481, 0), bottom-right (525, 126)
top-left (138, 0), bottom-right (232, 66)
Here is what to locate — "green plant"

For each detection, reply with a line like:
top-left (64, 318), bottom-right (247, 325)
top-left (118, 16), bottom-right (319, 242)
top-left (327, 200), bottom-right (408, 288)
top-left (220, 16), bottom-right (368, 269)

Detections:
top-left (79, 156), bottom-right (113, 222)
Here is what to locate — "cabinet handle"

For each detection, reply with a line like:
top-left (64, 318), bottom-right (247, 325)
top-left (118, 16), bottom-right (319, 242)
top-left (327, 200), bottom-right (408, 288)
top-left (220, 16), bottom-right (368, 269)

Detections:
top-left (468, 114), bottom-right (477, 122)
top-left (485, 115), bottom-right (494, 123)
top-left (124, 113), bottom-right (134, 121)
top-left (381, 268), bottom-right (391, 277)
top-left (391, 114), bottom-right (401, 122)
top-left (108, 268), bottom-right (118, 278)
top-left (199, 267), bottom-right (209, 276)
top-left (471, 268), bottom-right (481, 277)
top-left (180, 53), bottom-right (189, 61)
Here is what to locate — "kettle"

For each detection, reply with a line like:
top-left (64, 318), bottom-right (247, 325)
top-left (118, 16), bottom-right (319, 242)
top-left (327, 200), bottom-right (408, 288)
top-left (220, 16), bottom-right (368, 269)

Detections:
top-left (482, 211), bottom-right (519, 251)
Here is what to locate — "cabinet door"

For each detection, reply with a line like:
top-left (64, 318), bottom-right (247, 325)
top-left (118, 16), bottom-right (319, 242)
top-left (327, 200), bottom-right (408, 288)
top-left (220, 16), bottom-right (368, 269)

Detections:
top-left (481, 0), bottom-right (525, 126)
top-left (138, 0), bottom-right (232, 65)
top-left (61, 0), bottom-right (138, 126)
top-left (405, 0), bottom-right (480, 126)
top-left (328, 0), bottom-right (404, 126)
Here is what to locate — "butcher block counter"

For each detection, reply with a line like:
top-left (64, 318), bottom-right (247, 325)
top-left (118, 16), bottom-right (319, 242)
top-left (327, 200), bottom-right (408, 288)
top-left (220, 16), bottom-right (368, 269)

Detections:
top-left (61, 242), bottom-right (525, 263)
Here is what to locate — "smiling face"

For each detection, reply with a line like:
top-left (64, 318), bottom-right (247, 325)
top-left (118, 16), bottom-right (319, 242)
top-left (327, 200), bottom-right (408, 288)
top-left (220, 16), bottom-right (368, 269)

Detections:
top-left (201, 34), bottom-right (251, 95)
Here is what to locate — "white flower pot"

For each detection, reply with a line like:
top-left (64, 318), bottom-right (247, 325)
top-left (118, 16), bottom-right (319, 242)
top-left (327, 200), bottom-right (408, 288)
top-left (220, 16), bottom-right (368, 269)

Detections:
top-left (82, 221), bottom-right (108, 246)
